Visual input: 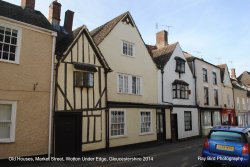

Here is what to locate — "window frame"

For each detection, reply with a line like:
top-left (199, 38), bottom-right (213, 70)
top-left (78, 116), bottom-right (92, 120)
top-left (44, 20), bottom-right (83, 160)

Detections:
top-left (109, 110), bottom-right (127, 138)
top-left (74, 71), bottom-right (94, 88)
top-left (204, 87), bottom-right (209, 105)
top-left (175, 59), bottom-right (185, 73)
top-left (212, 72), bottom-right (217, 85)
top-left (122, 41), bottom-right (135, 57)
top-left (0, 23), bottom-right (22, 64)
top-left (202, 111), bottom-right (212, 127)
top-left (117, 73), bottom-right (142, 95)
top-left (203, 68), bottom-right (208, 82)
top-left (0, 100), bottom-right (17, 143)
top-left (184, 111), bottom-right (192, 131)
top-left (139, 110), bottom-right (152, 135)
top-left (214, 89), bottom-right (219, 106)
top-left (172, 83), bottom-right (189, 99)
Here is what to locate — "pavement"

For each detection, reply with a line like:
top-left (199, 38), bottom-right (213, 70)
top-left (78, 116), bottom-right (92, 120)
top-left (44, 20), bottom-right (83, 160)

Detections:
top-left (1, 137), bottom-right (205, 167)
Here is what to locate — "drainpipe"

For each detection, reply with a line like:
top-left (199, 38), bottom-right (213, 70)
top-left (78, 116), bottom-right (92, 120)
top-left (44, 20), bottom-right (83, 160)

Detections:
top-left (193, 60), bottom-right (202, 136)
top-left (48, 32), bottom-right (57, 159)
top-left (104, 70), bottom-right (110, 150)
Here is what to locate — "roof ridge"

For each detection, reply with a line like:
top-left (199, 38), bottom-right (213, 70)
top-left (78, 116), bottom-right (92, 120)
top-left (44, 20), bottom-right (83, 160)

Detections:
top-left (90, 11), bottom-right (129, 45)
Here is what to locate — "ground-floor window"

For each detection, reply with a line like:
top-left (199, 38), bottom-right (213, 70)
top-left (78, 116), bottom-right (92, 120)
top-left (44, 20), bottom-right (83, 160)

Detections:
top-left (0, 101), bottom-right (17, 142)
top-left (184, 111), bottom-right (192, 131)
top-left (140, 111), bottom-right (151, 134)
top-left (212, 111), bottom-right (221, 126)
top-left (110, 110), bottom-right (126, 137)
top-left (202, 111), bottom-right (211, 126)
top-left (238, 114), bottom-right (248, 127)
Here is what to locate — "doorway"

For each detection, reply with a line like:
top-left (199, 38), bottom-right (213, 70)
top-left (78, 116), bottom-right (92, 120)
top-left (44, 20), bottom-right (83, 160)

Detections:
top-left (171, 114), bottom-right (178, 141)
top-left (157, 109), bottom-right (165, 140)
top-left (54, 112), bottom-right (82, 157)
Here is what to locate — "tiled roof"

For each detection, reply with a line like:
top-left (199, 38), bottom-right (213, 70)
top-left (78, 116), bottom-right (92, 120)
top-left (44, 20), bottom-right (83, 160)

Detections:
top-left (0, 0), bottom-right (52, 30)
top-left (147, 42), bottom-right (178, 69)
top-left (238, 71), bottom-right (250, 86)
top-left (90, 11), bottom-right (129, 45)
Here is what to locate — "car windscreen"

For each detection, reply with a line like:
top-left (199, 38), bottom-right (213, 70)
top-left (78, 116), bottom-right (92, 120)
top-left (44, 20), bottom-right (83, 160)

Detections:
top-left (209, 131), bottom-right (246, 143)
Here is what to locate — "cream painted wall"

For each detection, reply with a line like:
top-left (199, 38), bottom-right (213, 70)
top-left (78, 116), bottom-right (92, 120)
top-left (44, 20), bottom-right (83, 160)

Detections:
top-left (0, 20), bottom-right (53, 158)
top-left (172, 107), bottom-right (199, 139)
top-left (233, 88), bottom-right (248, 115)
top-left (109, 108), bottom-right (157, 147)
top-left (98, 21), bottom-right (158, 104)
top-left (194, 59), bottom-right (222, 108)
top-left (165, 109), bottom-right (171, 140)
top-left (221, 66), bottom-right (234, 109)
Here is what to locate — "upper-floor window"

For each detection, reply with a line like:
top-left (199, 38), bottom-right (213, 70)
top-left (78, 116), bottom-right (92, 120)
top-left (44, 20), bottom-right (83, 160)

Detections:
top-left (118, 73), bottom-right (142, 95)
top-left (175, 57), bottom-right (185, 73)
top-left (172, 80), bottom-right (189, 99)
top-left (0, 101), bottom-right (17, 143)
top-left (0, 25), bottom-right (21, 64)
top-left (212, 72), bottom-right (217, 85)
top-left (214, 89), bottom-right (218, 106)
top-left (227, 94), bottom-right (230, 107)
top-left (242, 98), bottom-right (246, 110)
top-left (74, 71), bottom-right (94, 88)
top-left (204, 87), bottom-right (209, 105)
top-left (203, 68), bottom-right (208, 82)
top-left (122, 41), bottom-right (134, 57)
top-left (237, 97), bottom-right (240, 110)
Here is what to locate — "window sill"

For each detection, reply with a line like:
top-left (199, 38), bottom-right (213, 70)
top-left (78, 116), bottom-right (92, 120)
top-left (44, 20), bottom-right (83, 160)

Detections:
top-left (139, 132), bottom-right (153, 136)
top-left (0, 139), bottom-right (15, 143)
top-left (121, 54), bottom-right (135, 58)
top-left (117, 92), bottom-right (142, 96)
top-left (0, 59), bottom-right (19, 65)
top-left (110, 135), bottom-right (128, 139)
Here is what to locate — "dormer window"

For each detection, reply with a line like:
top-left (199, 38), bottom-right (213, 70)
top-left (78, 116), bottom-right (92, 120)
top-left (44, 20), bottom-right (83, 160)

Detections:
top-left (175, 57), bottom-right (185, 73)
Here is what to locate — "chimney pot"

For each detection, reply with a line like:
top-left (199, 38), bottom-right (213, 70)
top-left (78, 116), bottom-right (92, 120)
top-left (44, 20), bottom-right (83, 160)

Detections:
top-left (48, 0), bottom-right (62, 26)
top-left (156, 30), bottom-right (168, 48)
top-left (231, 68), bottom-right (236, 79)
top-left (21, 0), bottom-right (35, 10)
top-left (64, 10), bottom-right (74, 33)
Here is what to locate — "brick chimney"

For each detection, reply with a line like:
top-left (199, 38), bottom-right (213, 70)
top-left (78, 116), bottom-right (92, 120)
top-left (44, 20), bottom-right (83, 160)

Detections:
top-left (156, 30), bottom-right (168, 48)
top-left (48, 0), bottom-right (61, 26)
top-left (231, 68), bottom-right (236, 79)
top-left (21, 0), bottom-right (35, 10)
top-left (64, 10), bottom-right (74, 33)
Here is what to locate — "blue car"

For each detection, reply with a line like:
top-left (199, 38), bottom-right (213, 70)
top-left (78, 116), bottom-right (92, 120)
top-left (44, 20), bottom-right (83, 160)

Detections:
top-left (202, 126), bottom-right (250, 167)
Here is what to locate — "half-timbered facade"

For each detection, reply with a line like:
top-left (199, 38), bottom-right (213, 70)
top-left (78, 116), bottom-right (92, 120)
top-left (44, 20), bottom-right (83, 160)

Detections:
top-left (52, 1), bottom-right (111, 156)
top-left (91, 12), bottom-right (172, 148)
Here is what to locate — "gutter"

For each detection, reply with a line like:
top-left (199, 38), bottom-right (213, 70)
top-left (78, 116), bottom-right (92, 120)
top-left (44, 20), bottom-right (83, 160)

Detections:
top-left (48, 32), bottom-right (57, 159)
top-left (0, 16), bottom-right (55, 35)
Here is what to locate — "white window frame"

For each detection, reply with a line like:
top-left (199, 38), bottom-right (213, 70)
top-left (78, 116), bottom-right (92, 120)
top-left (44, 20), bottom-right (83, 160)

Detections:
top-left (117, 73), bottom-right (143, 95)
top-left (139, 110), bottom-right (152, 135)
top-left (122, 41), bottom-right (135, 57)
top-left (242, 98), bottom-right (246, 110)
top-left (202, 111), bottom-right (212, 127)
top-left (0, 100), bottom-right (17, 143)
top-left (237, 97), bottom-right (240, 110)
top-left (0, 22), bottom-right (22, 64)
top-left (109, 109), bottom-right (127, 138)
